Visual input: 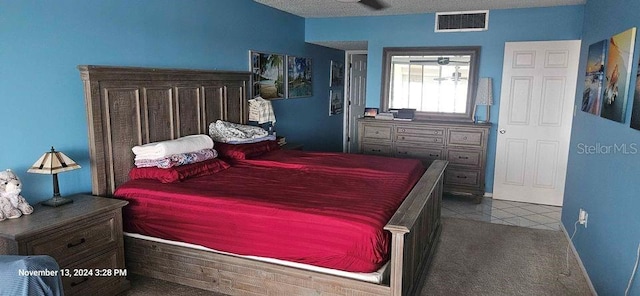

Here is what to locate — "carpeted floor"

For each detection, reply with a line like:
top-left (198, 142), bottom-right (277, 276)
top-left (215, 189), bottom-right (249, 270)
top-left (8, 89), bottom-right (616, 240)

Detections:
top-left (420, 218), bottom-right (592, 296)
top-left (119, 217), bottom-right (592, 296)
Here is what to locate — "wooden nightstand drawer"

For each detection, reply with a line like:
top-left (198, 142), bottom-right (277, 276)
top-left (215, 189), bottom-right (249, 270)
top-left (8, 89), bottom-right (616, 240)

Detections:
top-left (447, 149), bottom-right (482, 167)
top-left (448, 129), bottom-right (484, 146)
top-left (62, 248), bottom-right (122, 296)
top-left (362, 125), bottom-right (393, 140)
top-left (28, 212), bottom-right (117, 267)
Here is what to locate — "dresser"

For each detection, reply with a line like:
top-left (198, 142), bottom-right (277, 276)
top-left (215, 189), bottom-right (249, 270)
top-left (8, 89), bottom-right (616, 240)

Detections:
top-left (0, 194), bottom-right (130, 296)
top-left (358, 118), bottom-right (490, 201)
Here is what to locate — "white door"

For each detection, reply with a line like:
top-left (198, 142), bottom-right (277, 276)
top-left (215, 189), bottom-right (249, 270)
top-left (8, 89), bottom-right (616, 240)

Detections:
top-left (345, 53), bottom-right (367, 153)
top-left (493, 40), bottom-right (581, 206)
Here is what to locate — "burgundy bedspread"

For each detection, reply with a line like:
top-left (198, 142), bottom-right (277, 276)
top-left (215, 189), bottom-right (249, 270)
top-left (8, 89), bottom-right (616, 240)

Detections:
top-left (114, 155), bottom-right (424, 273)
top-left (232, 149), bottom-right (419, 175)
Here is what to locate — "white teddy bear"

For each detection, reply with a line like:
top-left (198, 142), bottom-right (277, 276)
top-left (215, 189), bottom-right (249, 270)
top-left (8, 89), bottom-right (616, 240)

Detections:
top-left (0, 169), bottom-right (34, 221)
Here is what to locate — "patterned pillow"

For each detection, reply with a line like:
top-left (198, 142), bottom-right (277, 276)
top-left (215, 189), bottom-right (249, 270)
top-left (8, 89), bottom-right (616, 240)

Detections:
top-left (128, 158), bottom-right (230, 183)
top-left (134, 148), bottom-right (218, 169)
top-left (215, 140), bottom-right (280, 160)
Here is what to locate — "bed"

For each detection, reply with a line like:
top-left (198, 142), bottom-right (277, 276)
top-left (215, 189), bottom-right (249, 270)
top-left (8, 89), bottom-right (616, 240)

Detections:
top-left (79, 65), bottom-right (447, 296)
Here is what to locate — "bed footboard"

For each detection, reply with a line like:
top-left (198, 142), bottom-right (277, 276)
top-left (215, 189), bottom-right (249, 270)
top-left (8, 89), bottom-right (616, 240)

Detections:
top-left (385, 160), bottom-right (447, 296)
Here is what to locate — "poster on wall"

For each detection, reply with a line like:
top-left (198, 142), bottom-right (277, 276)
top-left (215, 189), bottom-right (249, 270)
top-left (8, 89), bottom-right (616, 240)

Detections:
top-left (581, 40), bottom-right (607, 115)
top-left (250, 51), bottom-right (285, 99)
top-left (287, 56), bottom-right (312, 98)
top-left (630, 61), bottom-right (640, 130)
top-left (601, 27), bottom-right (637, 123)
top-left (329, 89), bottom-right (343, 116)
top-left (330, 60), bottom-right (344, 88)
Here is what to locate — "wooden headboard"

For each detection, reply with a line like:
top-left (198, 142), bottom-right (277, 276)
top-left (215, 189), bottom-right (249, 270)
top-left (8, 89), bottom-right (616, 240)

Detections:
top-left (79, 65), bottom-right (251, 196)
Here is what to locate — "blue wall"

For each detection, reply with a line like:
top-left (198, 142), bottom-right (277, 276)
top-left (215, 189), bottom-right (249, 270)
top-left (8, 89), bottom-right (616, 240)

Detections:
top-left (306, 5), bottom-right (585, 193)
top-left (0, 0), bottom-right (343, 203)
top-left (563, 0), bottom-right (640, 294)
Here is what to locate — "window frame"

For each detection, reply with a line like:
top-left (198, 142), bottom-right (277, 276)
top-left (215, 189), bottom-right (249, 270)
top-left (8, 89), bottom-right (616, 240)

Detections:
top-left (380, 46), bottom-right (481, 122)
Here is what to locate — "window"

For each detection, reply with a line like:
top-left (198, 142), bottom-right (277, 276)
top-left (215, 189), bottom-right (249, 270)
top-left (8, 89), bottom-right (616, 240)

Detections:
top-left (381, 46), bottom-right (480, 121)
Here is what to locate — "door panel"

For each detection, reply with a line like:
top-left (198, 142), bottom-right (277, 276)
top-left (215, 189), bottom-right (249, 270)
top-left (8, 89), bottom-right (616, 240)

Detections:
top-left (346, 53), bottom-right (367, 153)
top-left (493, 40), bottom-right (580, 206)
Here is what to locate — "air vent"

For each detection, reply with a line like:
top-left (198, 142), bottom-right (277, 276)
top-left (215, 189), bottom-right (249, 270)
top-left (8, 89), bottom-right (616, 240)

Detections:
top-left (435, 11), bottom-right (489, 32)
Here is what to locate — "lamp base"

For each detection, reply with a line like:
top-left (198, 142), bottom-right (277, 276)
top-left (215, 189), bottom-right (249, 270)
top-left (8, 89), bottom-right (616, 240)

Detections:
top-left (41, 196), bottom-right (74, 207)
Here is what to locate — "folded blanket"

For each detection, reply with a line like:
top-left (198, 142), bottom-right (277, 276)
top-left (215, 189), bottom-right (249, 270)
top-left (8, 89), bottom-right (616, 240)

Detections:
top-left (134, 148), bottom-right (218, 169)
top-left (132, 135), bottom-right (213, 160)
top-left (209, 120), bottom-right (269, 143)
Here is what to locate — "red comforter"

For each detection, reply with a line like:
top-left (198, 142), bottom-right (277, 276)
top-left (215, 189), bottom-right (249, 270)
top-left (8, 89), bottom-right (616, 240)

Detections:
top-left (114, 152), bottom-right (424, 272)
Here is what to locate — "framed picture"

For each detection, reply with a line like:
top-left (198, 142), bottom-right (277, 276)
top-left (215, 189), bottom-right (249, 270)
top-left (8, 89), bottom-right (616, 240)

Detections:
top-left (287, 56), bottom-right (312, 98)
top-left (631, 60), bottom-right (640, 130)
top-left (364, 107), bottom-right (379, 117)
top-left (581, 40), bottom-right (607, 116)
top-left (601, 27), bottom-right (637, 123)
top-left (250, 51), bottom-right (285, 99)
top-left (329, 89), bottom-right (344, 116)
top-left (330, 60), bottom-right (344, 88)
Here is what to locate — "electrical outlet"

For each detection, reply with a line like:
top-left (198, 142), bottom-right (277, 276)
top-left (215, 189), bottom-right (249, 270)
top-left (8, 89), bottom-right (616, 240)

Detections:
top-left (579, 208), bottom-right (588, 228)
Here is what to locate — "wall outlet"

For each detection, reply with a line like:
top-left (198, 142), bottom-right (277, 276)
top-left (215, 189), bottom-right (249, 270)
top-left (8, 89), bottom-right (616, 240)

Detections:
top-left (579, 208), bottom-right (588, 227)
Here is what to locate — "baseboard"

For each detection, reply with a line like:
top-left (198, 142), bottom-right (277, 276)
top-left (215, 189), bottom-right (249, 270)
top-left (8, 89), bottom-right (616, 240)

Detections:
top-left (560, 223), bottom-right (598, 296)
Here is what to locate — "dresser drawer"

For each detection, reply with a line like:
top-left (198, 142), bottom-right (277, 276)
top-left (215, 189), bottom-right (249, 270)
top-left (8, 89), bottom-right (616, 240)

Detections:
top-left (28, 212), bottom-right (117, 267)
top-left (362, 125), bottom-right (393, 140)
top-left (396, 126), bottom-right (444, 136)
top-left (395, 145), bottom-right (443, 161)
top-left (447, 149), bottom-right (482, 167)
top-left (62, 248), bottom-right (122, 296)
top-left (396, 134), bottom-right (443, 144)
top-left (448, 129), bottom-right (484, 146)
top-left (361, 142), bottom-right (392, 156)
top-left (445, 169), bottom-right (481, 187)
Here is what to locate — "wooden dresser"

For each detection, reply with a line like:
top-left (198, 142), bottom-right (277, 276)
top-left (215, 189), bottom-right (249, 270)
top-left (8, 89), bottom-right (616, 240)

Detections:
top-left (358, 118), bottom-right (490, 201)
top-left (0, 194), bottom-right (129, 296)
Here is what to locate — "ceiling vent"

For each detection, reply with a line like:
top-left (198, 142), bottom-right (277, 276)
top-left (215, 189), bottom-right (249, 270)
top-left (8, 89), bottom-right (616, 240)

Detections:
top-left (435, 11), bottom-right (489, 32)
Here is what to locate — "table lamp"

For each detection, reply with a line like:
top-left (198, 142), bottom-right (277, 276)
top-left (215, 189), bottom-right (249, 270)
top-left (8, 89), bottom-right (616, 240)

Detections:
top-left (27, 147), bottom-right (81, 207)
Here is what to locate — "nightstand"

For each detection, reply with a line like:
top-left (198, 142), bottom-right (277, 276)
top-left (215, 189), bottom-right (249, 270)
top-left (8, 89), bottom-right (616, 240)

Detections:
top-left (281, 142), bottom-right (304, 150)
top-left (0, 194), bottom-right (130, 296)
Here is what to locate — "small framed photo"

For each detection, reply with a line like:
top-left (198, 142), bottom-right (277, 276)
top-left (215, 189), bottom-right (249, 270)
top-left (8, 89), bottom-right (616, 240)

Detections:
top-left (330, 60), bottom-right (344, 88)
top-left (329, 89), bottom-right (344, 116)
top-left (364, 107), bottom-right (379, 117)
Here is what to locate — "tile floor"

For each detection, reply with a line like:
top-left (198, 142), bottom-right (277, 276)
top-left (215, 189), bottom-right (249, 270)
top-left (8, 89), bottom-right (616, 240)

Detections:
top-left (442, 194), bottom-right (563, 230)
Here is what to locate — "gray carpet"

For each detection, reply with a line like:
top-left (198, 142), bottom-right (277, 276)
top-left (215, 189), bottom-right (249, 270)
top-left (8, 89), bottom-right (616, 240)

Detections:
top-left (420, 218), bottom-right (592, 296)
top-left (120, 218), bottom-right (592, 296)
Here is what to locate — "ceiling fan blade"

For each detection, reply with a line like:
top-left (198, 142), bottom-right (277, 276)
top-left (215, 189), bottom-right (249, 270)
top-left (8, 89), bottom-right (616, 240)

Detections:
top-left (359, 0), bottom-right (387, 10)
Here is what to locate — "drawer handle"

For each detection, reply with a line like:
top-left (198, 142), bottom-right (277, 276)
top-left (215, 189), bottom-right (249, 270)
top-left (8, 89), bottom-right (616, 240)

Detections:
top-left (458, 156), bottom-right (469, 159)
top-left (67, 238), bottom-right (86, 248)
top-left (371, 149), bottom-right (382, 152)
top-left (375, 131), bottom-right (380, 134)
top-left (400, 136), bottom-right (405, 140)
top-left (398, 151), bottom-right (408, 155)
top-left (456, 175), bottom-right (468, 179)
top-left (71, 277), bottom-right (89, 287)
top-left (429, 154), bottom-right (439, 157)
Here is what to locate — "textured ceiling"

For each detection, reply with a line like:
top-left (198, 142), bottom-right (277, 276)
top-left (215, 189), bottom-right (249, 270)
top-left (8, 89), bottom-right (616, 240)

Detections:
top-left (254, 0), bottom-right (585, 18)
